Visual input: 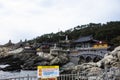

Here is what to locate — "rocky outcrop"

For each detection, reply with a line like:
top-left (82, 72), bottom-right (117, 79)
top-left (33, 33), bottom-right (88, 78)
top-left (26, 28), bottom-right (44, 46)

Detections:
top-left (8, 48), bottom-right (24, 54)
top-left (0, 45), bottom-right (120, 76)
top-left (50, 53), bottom-right (69, 65)
top-left (0, 47), bottom-right (12, 58)
top-left (37, 51), bottom-right (69, 66)
top-left (60, 46), bottom-right (120, 80)
top-left (61, 46), bottom-right (120, 75)
top-left (0, 48), bottom-right (69, 71)
top-left (96, 46), bottom-right (120, 68)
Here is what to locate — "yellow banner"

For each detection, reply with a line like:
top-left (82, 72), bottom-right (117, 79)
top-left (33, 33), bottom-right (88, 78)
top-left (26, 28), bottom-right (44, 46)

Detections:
top-left (38, 66), bottom-right (59, 69)
top-left (39, 77), bottom-right (57, 80)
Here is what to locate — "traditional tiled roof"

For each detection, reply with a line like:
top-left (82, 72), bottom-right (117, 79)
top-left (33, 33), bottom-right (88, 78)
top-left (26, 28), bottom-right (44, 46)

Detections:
top-left (74, 35), bottom-right (98, 43)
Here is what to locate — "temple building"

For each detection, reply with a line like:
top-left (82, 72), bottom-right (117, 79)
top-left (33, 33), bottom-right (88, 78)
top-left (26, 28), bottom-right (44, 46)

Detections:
top-left (70, 35), bottom-right (109, 64)
top-left (73, 35), bottom-right (109, 50)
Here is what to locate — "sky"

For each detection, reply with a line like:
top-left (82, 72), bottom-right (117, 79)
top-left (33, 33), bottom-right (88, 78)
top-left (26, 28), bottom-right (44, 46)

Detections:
top-left (0, 0), bottom-right (120, 44)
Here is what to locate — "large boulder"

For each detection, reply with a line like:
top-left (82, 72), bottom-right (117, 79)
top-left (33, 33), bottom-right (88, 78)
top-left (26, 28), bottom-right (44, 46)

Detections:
top-left (50, 52), bottom-right (59, 56)
top-left (117, 51), bottom-right (120, 61)
top-left (62, 62), bottom-right (75, 69)
top-left (60, 62), bottom-right (75, 74)
top-left (21, 55), bottom-right (50, 70)
top-left (87, 67), bottom-right (102, 76)
top-left (50, 52), bottom-right (69, 65)
top-left (111, 46), bottom-right (120, 54)
top-left (98, 46), bottom-right (120, 68)
top-left (2, 64), bottom-right (21, 71)
top-left (110, 46), bottom-right (120, 60)
top-left (8, 48), bottom-right (24, 54)
top-left (35, 61), bottom-right (49, 66)
top-left (0, 47), bottom-right (12, 58)
top-left (100, 55), bottom-right (116, 68)
top-left (13, 52), bottom-right (37, 61)
top-left (50, 57), bottom-right (60, 65)
top-left (42, 53), bottom-right (55, 61)
top-left (74, 62), bottom-right (97, 72)
top-left (58, 54), bottom-right (69, 64)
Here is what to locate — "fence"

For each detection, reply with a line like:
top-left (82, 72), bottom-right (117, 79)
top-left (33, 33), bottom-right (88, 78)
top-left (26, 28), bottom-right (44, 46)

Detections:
top-left (1, 68), bottom-right (120, 80)
top-left (0, 73), bottom-right (86, 80)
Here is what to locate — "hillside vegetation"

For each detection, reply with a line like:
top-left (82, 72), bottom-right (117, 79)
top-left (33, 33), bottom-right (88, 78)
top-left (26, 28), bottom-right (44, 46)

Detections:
top-left (29, 21), bottom-right (120, 47)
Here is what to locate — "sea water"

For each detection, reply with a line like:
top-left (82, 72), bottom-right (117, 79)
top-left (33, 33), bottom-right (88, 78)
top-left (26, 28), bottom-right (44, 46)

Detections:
top-left (0, 70), bottom-right (37, 79)
top-left (0, 65), bottom-right (37, 79)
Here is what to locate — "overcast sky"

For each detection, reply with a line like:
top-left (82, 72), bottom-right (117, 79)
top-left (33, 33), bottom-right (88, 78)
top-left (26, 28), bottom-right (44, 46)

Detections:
top-left (0, 0), bottom-right (120, 44)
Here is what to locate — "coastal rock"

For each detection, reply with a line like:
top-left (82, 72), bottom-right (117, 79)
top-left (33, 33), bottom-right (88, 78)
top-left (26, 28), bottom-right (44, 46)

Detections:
top-left (14, 52), bottom-right (36, 61)
top-left (70, 46), bottom-right (120, 74)
top-left (62, 62), bottom-right (75, 69)
top-left (2, 64), bottom-right (21, 71)
top-left (58, 54), bottom-right (69, 64)
top-left (50, 46), bottom-right (120, 75)
top-left (99, 46), bottom-right (120, 68)
top-left (0, 45), bottom-right (119, 73)
top-left (117, 51), bottom-right (120, 61)
top-left (8, 48), bottom-right (24, 54)
top-left (50, 57), bottom-right (60, 65)
top-left (74, 62), bottom-right (97, 72)
top-left (110, 46), bottom-right (120, 60)
top-left (101, 55), bottom-right (116, 68)
top-left (0, 47), bottom-right (70, 71)
top-left (50, 53), bottom-right (69, 65)
top-left (63, 46), bottom-right (120, 79)
top-left (35, 61), bottom-right (49, 66)
top-left (50, 52), bottom-right (59, 56)
top-left (0, 47), bottom-right (12, 58)
top-left (42, 53), bottom-right (55, 61)
top-left (60, 62), bottom-right (75, 74)
top-left (111, 46), bottom-right (120, 54)
top-left (0, 55), bottom-right (15, 64)
top-left (87, 67), bottom-right (102, 76)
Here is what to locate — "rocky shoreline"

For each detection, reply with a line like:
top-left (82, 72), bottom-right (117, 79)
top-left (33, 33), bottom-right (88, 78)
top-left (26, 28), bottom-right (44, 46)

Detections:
top-left (0, 46), bottom-right (120, 75)
top-left (61, 46), bottom-right (120, 75)
top-left (0, 47), bottom-right (69, 71)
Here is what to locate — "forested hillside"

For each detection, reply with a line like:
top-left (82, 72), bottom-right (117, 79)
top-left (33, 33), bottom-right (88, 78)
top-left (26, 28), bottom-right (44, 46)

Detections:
top-left (28, 21), bottom-right (120, 47)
